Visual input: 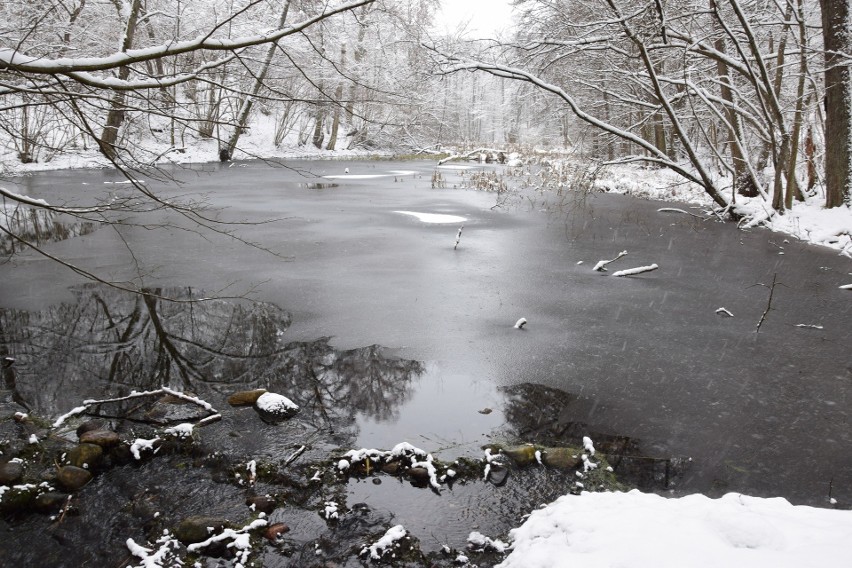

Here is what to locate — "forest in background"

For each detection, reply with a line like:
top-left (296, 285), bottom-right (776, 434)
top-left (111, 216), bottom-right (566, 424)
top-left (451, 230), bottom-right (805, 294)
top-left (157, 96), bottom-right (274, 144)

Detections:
top-left (0, 0), bottom-right (850, 214)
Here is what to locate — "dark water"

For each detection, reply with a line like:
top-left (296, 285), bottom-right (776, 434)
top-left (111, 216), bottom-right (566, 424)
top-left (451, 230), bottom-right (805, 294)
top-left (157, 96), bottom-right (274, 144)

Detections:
top-left (1, 159), bottom-right (850, 566)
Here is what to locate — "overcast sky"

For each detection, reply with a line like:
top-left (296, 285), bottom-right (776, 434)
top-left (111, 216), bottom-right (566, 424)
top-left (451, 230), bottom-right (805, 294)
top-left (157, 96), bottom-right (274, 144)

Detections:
top-left (435, 0), bottom-right (514, 36)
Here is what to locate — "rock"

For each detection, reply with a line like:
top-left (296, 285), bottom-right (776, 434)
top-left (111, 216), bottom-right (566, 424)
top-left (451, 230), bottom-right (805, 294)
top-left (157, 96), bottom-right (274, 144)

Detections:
top-left (56, 465), bottom-right (93, 491)
top-left (0, 461), bottom-right (24, 485)
top-left (227, 389), bottom-right (267, 407)
top-left (246, 494), bottom-right (276, 514)
top-left (143, 396), bottom-right (210, 424)
top-left (0, 485), bottom-right (38, 513)
top-left (66, 443), bottom-right (103, 469)
top-left (381, 461), bottom-right (401, 475)
top-left (407, 467), bottom-right (431, 485)
top-left (39, 468), bottom-right (58, 483)
top-left (35, 492), bottom-right (70, 513)
top-left (504, 445), bottom-right (538, 467)
top-left (174, 516), bottom-right (229, 544)
top-left (131, 498), bottom-right (158, 520)
top-left (541, 447), bottom-right (581, 470)
top-left (487, 465), bottom-right (509, 486)
top-left (351, 459), bottom-right (376, 476)
top-left (109, 444), bottom-right (134, 465)
top-left (263, 523), bottom-right (289, 541)
top-left (253, 392), bottom-right (299, 424)
top-left (75, 420), bottom-right (105, 439)
top-left (79, 429), bottom-right (120, 448)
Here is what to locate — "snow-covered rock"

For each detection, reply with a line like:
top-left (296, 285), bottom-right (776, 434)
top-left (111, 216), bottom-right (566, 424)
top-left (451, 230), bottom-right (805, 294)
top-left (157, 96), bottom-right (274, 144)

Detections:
top-left (253, 392), bottom-right (299, 424)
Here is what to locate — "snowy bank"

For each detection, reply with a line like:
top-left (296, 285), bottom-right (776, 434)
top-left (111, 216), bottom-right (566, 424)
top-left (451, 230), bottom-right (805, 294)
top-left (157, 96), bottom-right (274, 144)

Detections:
top-left (592, 162), bottom-right (852, 257)
top-left (498, 490), bottom-right (852, 568)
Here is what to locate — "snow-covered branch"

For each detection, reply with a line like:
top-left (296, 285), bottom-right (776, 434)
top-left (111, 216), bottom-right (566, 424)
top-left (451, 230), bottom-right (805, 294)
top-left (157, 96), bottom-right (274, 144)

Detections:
top-left (593, 250), bottom-right (628, 272)
top-left (0, 0), bottom-right (374, 77)
top-left (612, 264), bottom-right (659, 277)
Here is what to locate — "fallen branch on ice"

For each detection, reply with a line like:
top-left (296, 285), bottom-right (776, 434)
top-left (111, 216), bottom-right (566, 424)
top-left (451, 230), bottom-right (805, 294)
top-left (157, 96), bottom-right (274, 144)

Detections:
top-left (715, 308), bottom-right (734, 317)
top-left (438, 148), bottom-right (504, 165)
top-left (612, 264), bottom-right (658, 277)
top-left (593, 250), bottom-right (628, 271)
top-left (454, 226), bottom-right (463, 250)
top-left (52, 387), bottom-right (219, 428)
top-left (840, 284), bottom-right (852, 290)
top-left (658, 207), bottom-right (706, 219)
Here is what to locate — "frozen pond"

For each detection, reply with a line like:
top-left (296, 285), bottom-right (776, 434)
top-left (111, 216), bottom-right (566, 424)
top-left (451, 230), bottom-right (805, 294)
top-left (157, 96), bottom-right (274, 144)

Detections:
top-left (1, 158), bottom-right (850, 563)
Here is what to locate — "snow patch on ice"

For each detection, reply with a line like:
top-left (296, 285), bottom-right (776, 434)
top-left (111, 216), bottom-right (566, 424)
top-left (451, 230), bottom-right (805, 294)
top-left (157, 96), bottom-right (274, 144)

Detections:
top-left (394, 210), bottom-right (467, 224)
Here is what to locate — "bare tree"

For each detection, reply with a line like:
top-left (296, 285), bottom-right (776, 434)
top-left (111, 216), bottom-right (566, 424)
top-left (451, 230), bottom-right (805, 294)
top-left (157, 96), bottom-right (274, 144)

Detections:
top-left (436, 0), bottom-right (831, 216)
top-left (820, 0), bottom-right (851, 207)
top-left (0, 0), bottom-right (374, 295)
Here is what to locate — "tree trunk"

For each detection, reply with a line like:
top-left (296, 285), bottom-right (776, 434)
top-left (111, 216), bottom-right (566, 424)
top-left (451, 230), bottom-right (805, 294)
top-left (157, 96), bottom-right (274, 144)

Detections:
top-left (326, 44), bottom-right (346, 151)
top-left (805, 124), bottom-right (816, 190)
top-left (784, 0), bottom-right (809, 209)
top-left (226, 1), bottom-right (290, 158)
top-left (820, 0), bottom-right (851, 207)
top-left (99, 0), bottom-right (142, 160)
top-left (312, 110), bottom-right (325, 149)
top-left (326, 84), bottom-right (343, 150)
top-left (710, 0), bottom-right (758, 197)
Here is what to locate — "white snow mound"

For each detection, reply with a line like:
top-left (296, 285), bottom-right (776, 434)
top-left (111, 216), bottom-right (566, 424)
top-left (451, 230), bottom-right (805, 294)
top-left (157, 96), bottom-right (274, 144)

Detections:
top-left (255, 392), bottom-right (299, 412)
top-left (498, 490), bottom-right (852, 568)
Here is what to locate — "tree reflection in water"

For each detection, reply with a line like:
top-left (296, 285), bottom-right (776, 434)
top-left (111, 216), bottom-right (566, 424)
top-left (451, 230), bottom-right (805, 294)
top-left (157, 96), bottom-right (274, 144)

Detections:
top-left (0, 205), bottom-right (98, 256)
top-left (0, 285), bottom-right (422, 429)
top-left (501, 383), bottom-right (689, 490)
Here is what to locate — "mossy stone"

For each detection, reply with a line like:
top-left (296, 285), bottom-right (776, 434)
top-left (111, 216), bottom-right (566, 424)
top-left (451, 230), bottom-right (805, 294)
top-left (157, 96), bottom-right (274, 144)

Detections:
top-left (541, 447), bottom-right (581, 470)
top-left (66, 443), bottom-right (103, 469)
top-left (57, 465), bottom-right (93, 491)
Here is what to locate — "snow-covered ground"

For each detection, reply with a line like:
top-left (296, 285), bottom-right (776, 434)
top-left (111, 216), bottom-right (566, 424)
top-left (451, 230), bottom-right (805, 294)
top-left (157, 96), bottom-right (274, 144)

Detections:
top-left (497, 490), bottom-right (852, 567)
top-left (595, 163), bottom-right (852, 259)
top-left (0, 112), bottom-right (383, 175)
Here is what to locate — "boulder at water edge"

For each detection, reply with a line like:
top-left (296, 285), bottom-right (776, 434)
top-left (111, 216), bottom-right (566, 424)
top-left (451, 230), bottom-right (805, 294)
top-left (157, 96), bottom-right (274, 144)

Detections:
top-left (253, 392), bottom-right (299, 424)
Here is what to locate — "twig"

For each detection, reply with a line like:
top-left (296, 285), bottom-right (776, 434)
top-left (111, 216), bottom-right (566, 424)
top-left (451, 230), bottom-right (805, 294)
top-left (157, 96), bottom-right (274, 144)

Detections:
top-left (54, 495), bottom-right (73, 524)
top-left (52, 388), bottom-right (219, 428)
top-left (593, 250), bottom-right (628, 271)
top-left (755, 273), bottom-right (778, 333)
top-left (283, 445), bottom-right (307, 467)
top-left (454, 225), bottom-right (463, 250)
top-left (657, 207), bottom-right (706, 219)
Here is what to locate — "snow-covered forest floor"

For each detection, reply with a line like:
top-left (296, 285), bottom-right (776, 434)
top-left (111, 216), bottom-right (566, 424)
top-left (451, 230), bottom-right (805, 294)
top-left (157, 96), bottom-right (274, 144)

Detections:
top-left (498, 489), bottom-right (852, 568)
